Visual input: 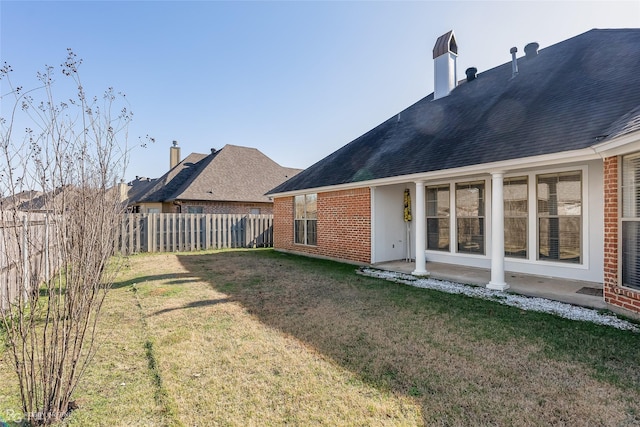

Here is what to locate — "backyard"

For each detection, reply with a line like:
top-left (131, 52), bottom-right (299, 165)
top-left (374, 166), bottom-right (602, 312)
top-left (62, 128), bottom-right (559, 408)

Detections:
top-left (1, 249), bottom-right (639, 426)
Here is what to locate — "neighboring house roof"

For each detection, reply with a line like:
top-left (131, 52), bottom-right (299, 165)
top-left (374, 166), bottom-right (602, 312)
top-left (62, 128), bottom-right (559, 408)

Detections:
top-left (269, 29), bottom-right (640, 195)
top-left (129, 144), bottom-right (301, 204)
top-left (0, 190), bottom-right (43, 210)
top-left (15, 187), bottom-right (67, 212)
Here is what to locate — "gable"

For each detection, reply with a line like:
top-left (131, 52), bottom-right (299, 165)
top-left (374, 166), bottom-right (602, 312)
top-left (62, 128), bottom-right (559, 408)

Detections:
top-left (129, 145), bottom-right (301, 204)
top-left (173, 145), bottom-right (300, 203)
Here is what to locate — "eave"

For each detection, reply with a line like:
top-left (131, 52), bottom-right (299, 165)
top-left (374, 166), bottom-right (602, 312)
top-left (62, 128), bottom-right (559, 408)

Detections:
top-left (268, 147), bottom-right (601, 198)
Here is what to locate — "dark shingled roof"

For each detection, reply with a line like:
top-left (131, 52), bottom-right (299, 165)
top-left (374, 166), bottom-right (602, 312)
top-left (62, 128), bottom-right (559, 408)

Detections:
top-left (269, 29), bottom-right (640, 195)
top-left (130, 144), bottom-right (301, 204)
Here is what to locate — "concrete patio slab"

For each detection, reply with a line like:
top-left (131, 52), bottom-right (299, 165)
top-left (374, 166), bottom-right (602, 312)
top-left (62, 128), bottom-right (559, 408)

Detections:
top-left (372, 260), bottom-right (608, 311)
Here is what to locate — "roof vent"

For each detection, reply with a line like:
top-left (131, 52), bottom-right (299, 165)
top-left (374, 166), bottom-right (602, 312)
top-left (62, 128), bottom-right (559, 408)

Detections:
top-left (524, 42), bottom-right (539, 58)
top-left (510, 47), bottom-right (518, 78)
top-left (211, 148), bottom-right (217, 154)
top-left (465, 67), bottom-right (477, 82)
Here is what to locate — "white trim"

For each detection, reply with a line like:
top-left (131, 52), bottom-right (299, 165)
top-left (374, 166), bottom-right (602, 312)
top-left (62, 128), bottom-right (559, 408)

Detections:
top-left (416, 162), bottom-right (598, 280)
top-left (533, 165), bottom-right (589, 267)
top-left (370, 186), bottom-right (377, 264)
top-left (488, 172), bottom-right (508, 290)
top-left (269, 148), bottom-right (600, 198)
top-left (592, 130), bottom-right (640, 157)
top-left (413, 181), bottom-right (428, 276)
top-left (449, 183), bottom-right (456, 254)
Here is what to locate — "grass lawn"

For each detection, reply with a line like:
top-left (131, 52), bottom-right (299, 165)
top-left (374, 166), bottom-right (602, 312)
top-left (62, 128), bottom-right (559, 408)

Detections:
top-left (1, 249), bottom-right (639, 426)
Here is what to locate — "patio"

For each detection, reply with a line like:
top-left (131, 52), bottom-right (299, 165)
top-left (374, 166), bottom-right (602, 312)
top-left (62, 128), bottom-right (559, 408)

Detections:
top-left (372, 260), bottom-right (608, 311)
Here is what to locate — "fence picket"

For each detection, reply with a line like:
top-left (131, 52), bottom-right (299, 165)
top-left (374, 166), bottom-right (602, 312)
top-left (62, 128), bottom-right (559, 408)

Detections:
top-left (1, 213), bottom-right (58, 309)
top-left (114, 213), bottom-right (273, 255)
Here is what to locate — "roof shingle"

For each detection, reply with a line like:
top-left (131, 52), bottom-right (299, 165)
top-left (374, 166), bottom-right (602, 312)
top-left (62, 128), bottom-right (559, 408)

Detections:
top-left (130, 145), bottom-right (300, 204)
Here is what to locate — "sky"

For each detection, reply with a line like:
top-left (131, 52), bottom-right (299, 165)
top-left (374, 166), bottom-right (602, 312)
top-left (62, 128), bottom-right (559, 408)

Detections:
top-left (1, 1), bottom-right (639, 182)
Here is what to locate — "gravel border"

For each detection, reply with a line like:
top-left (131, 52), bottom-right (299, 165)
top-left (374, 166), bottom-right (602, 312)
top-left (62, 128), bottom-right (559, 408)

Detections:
top-left (358, 267), bottom-right (639, 332)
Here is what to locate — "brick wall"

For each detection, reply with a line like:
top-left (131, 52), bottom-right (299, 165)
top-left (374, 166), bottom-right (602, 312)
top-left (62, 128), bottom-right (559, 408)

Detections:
top-left (168, 201), bottom-right (273, 215)
top-left (273, 187), bottom-right (371, 264)
top-left (603, 156), bottom-right (640, 314)
top-left (273, 196), bottom-right (294, 249)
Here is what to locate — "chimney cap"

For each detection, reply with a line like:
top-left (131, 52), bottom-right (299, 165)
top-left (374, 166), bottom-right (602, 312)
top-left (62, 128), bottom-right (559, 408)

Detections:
top-left (524, 42), bottom-right (539, 58)
top-left (172, 140), bottom-right (178, 147)
top-left (433, 30), bottom-right (458, 59)
top-left (510, 47), bottom-right (518, 54)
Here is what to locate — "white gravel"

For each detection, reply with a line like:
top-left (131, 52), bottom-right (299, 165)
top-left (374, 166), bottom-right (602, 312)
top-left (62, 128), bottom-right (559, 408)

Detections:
top-left (358, 267), bottom-right (639, 332)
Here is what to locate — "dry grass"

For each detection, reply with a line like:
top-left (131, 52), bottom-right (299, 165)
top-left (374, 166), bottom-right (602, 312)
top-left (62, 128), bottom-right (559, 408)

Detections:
top-left (1, 249), bottom-right (639, 426)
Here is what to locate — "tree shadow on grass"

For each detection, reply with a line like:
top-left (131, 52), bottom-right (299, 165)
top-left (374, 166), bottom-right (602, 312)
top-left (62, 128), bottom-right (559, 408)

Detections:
top-left (111, 274), bottom-right (196, 289)
top-left (174, 250), bottom-right (640, 425)
top-left (151, 298), bottom-right (232, 316)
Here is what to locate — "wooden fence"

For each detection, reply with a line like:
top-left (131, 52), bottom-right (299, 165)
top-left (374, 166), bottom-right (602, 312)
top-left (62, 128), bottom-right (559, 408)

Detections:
top-left (117, 213), bottom-right (274, 255)
top-left (0, 212), bottom-right (56, 310)
top-left (0, 212), bottom-right (271, 307)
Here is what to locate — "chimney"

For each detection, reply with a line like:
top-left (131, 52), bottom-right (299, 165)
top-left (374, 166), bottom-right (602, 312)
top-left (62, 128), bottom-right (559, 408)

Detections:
top-left (524, 42), bottom-right (539, 59)
top-left (510, 47), bottom-right (518, 78)
top-left (118, 180), bottom-right (129, 202)
top-left (433, 30), bottom-right (458, 100)
top-left (170, 140), bottom-right (180, 169)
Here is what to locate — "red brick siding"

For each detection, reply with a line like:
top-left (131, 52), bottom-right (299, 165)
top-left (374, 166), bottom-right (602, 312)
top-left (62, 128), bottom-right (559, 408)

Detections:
top-left (273, 197), bottom-right (294, 250)
top-left (603, 156), bottom-right (640, 314)
top-left (167, 201), bottom-right (273, 215)
top-left (273, 188), bottom-right (371, 264)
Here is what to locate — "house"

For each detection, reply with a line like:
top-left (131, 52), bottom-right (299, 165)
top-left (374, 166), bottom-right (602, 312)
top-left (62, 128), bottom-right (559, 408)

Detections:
top-left (127, 143), bottom-right (301, 215)
top-left (267, 29), bottom-right (640, 316)
top-left (2, 187), bottom-right (71, 213)
top-left (0, 190), bottom-right (44, 211)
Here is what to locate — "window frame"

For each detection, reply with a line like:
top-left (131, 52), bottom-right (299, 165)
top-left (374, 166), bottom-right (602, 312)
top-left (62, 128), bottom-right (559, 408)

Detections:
top-left (621, 153), bottom-right (640, 291)
top-left (536, 170), bottom-right (583, 264)
top-left (294, 193), bottom-right (317, 246)
top-left (186, 206), bottom-right (204, 214)
top-left (426, 184), bottom-right (451, 251)
top-left (455, 180), bottom-right (485, 255)
top-left (504, 176), bottom-right (528, 259)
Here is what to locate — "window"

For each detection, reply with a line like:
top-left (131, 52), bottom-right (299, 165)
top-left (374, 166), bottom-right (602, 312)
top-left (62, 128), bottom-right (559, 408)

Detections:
top-left (146, 207), bottom-right (160, 213)
top-left (537, 171), bottom-right (581, 263)
top-left (504, 177), bottom-right (528, 258)
top-left (186, 206), bottom-right (204, 214)
top-left (250, 208), bottom-right (261, 215)
top-left (622, 154), bottom-right (640, 290)
top-left (456, 181), bottom-right (485, 254)
top-left (426, 185), bottom-right (450, 251)
top-left (294, 194), bottom-right (317, 246)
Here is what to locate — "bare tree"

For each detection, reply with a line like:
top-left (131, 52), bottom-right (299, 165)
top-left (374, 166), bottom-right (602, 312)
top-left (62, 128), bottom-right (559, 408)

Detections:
top-left (0, 49), bottom-right (132, 425)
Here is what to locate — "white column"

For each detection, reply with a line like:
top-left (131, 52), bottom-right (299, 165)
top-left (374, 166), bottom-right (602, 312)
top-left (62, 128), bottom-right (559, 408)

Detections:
top-left (487, 172), bottom-right (509, 290)
top-left (413, 181), bottom-right (429, 276)
top-left (370, 186), bottom-right (376, 264)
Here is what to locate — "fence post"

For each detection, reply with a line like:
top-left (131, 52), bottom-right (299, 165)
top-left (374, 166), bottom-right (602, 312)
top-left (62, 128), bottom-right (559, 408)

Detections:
top-left (22, 216), bottom-right (29, 301)
top-left (44, 214), bottom-right (50, 282)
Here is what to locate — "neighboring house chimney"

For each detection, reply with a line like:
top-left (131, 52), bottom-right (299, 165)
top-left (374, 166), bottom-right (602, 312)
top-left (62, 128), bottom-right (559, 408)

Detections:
top-left (170, 140), bottom-right (180, 169)
top-left (433, 30), bottom-right (458, 100)
top-left (118, 179), bottom-right (129, 202)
